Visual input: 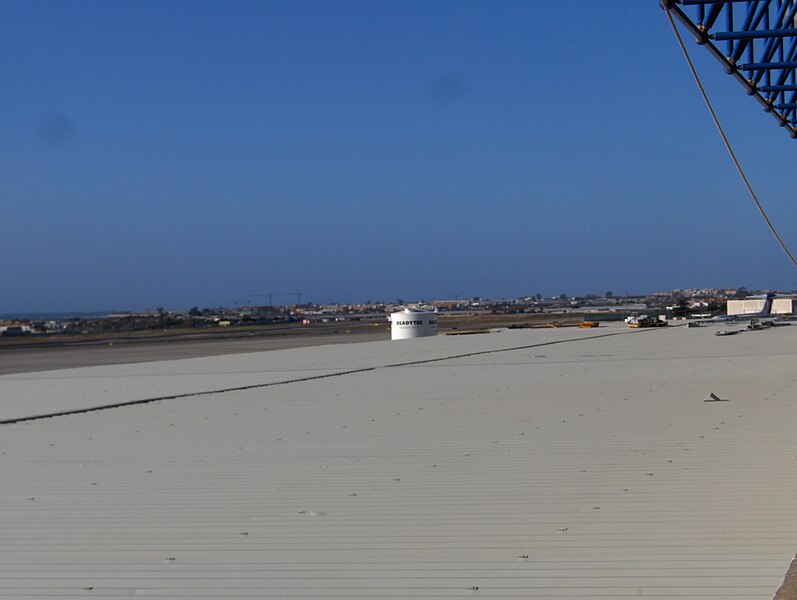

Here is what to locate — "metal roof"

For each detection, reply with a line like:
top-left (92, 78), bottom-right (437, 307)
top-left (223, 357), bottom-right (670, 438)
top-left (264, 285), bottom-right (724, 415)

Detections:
top-left (2, 324), bottom-right (797, 597)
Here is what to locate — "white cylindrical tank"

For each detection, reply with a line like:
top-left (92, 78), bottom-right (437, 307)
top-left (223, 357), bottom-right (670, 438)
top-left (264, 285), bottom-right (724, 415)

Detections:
top-left (390, 308), bottom-right (438, 340)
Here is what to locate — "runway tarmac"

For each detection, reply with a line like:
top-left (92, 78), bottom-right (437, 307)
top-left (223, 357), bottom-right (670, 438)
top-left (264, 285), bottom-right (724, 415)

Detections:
top-left (0, 330), bottom-right (388, 376)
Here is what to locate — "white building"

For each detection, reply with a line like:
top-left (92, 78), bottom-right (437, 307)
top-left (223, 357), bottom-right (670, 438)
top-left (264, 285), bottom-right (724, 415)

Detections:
top-left (726, 296), bottom-right (794, 315)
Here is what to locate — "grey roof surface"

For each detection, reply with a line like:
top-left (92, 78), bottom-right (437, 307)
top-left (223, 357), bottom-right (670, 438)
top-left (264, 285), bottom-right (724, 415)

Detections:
top-left (2, 324), bottom-right (797, 598)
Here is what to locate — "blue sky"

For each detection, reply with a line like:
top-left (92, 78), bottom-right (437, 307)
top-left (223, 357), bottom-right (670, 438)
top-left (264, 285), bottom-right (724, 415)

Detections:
top-left (2, 1), bottom-right (796, 311)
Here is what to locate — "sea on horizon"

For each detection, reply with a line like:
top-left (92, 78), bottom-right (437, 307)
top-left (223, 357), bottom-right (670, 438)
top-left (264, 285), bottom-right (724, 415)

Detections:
top-left (0, 311), bottom-right (110, 322)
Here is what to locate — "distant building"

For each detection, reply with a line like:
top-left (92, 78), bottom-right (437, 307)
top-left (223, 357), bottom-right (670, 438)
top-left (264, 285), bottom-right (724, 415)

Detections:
top-left (0, 322), bottom-right (32, 336)
top-left (726, 297), bottom-right (793, 315)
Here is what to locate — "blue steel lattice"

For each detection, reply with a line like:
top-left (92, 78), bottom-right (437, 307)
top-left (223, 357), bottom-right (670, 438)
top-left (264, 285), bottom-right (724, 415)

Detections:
top-left (664, 0), bottom-right (797, 138)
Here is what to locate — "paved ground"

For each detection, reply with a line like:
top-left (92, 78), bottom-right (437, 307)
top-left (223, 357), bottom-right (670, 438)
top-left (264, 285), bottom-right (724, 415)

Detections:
top-left (2, 323), bottom-right (797, 598)
top-left (0, 330), bottom-right (388, 376)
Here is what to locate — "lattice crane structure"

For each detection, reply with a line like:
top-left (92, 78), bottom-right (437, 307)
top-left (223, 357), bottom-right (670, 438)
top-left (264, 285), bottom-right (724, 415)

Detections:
top-left (664, 0), bottom-right (797, 138)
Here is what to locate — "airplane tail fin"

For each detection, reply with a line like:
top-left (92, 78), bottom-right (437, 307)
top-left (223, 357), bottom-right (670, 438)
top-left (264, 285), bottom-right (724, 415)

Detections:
top-left (762, 293), bottom-right (775, 316)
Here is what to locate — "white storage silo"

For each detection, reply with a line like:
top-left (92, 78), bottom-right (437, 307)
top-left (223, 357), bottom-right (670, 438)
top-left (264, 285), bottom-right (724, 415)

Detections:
top-left (389, 308), bottom-right (438, 340)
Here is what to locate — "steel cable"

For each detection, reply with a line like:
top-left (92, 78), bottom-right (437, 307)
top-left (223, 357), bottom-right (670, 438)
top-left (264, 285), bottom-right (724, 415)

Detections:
top-left (664, 5), bottom-right (797, 270)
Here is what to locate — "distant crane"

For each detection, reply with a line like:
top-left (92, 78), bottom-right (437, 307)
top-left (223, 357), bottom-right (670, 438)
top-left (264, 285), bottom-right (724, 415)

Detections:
top-left (287, 292), bottom-right (302, 306)
top-left (250, 293), bottom-right (277, 306)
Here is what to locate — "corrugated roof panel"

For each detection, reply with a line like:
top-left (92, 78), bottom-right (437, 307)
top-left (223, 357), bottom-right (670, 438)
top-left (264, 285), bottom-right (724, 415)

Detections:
top-left (1, 324), bottom-right (797, 598)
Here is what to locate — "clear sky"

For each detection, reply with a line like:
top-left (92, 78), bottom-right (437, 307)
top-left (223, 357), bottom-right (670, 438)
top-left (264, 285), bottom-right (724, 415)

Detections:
top-left (2, 1), bottom-right (796, 312)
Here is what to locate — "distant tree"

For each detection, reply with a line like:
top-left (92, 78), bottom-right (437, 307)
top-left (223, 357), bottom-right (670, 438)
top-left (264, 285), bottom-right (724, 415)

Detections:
top-left (606, 291), bottom-right (614, 298)
top-left (672, 298), bottom-right (689, 318)
top-left (707, 299), bottom-right (723, 313)
top-left (558, 293), bottom-right (567, 301)
top-left (535, 293), bottom-right (543, 301)
top-left (188, 306), bottom-right (201, 317)
top-left (735, 286), bottom-right (749, 298)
